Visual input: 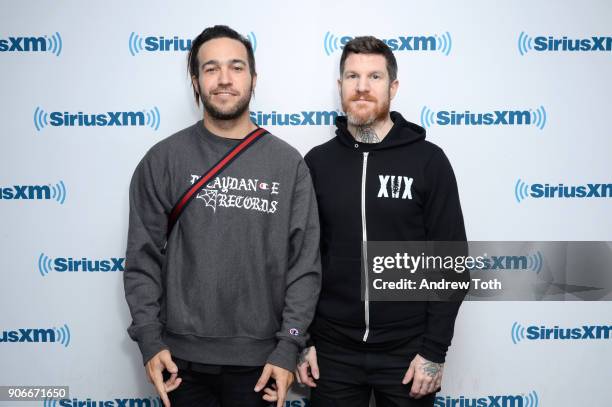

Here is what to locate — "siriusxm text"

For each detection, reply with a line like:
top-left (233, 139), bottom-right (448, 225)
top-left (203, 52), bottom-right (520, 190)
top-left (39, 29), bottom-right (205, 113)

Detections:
top-left (435, 395), bottom-right (524, 407)
top-left (0, 185), bottom-right (50, 200)
top-left (0, 328), bottom-right (56, 343)
top-left (526, 325), bottom-right (611, 340)
top-left (58, 398), bottom-right (159, 407)
top-left (340, 35), bottom-right (436, 51)
top-left (47, 111), bottom-right (146, 127)
top-left (0, 36), bottom-right (46, 52)
top-left (250, 111), bottom-right (339, 126)
top-left (530, 183), bottom-right (612, 198)
top-left (533, 36), bottom-right (612, 52)
top-left (436, 110), bottom-right (531, 126)
top-left (53, 257), bottom-right (125, 272)
top-left (143, 36), bottom-right (192, 51)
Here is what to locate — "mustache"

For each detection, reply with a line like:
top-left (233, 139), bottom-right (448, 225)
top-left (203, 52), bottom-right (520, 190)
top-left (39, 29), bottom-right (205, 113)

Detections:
top-left (211, 87), bottom-right (239, 95)
top-left (349, 93), bottom-right (377, 102)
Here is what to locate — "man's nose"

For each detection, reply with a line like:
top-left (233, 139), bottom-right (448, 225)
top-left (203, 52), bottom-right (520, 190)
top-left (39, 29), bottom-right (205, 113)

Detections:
top-left (356, 77), bottom-right (370, 93)
top-left (218, 66), bottom-right (232, 85)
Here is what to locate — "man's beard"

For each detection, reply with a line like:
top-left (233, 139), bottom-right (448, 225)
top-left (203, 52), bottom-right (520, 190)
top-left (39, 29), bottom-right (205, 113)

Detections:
top-left (341, 90), bottom-right (390, 127)
top-left (201, 81), bottom-right (253, 121)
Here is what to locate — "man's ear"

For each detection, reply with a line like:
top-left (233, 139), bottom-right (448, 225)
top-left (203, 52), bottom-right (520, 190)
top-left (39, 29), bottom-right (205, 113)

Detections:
top-left (390, 79), bottom-right (399, 100)
top-left (252, 73), bottom-right (257, 93)
top-left (191, 75), bottom-right (200, 95)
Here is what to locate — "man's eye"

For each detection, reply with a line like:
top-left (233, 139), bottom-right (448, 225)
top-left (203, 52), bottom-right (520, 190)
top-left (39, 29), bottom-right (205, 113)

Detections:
top-left (204, 67), bottom-right (217, 73)
top-left (372, 74), bottom-right (381, 79)
top-left (233, 66), bottom-right (244, 71)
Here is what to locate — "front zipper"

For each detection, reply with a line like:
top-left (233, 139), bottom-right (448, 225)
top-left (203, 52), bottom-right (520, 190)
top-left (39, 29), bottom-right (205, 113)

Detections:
top-left (361, 152), bottom-right (370, 342)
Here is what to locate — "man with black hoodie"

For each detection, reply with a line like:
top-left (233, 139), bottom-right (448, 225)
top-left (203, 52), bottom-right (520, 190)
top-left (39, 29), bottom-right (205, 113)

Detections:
top-left (299, 37), bottom-right (466, 406)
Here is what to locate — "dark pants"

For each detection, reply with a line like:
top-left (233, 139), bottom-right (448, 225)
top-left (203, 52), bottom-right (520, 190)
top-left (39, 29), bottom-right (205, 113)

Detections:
top-left (310, 340), bottom-right (436, 407)
top-left (162, 357), bottom-right (272, 407)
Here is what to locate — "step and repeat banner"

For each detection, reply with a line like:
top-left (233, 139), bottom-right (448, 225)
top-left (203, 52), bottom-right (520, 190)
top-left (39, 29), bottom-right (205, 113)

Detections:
top-left (1, 1), bottom-right (611, 406)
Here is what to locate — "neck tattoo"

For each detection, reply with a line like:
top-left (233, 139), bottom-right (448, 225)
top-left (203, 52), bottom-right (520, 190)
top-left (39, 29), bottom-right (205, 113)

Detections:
top-left (355, 126), bottom-right (381, 144)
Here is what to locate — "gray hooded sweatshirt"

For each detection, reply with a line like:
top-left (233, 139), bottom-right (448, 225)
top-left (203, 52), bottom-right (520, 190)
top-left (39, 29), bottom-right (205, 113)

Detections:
top-left (124, 121), bottom-right (321, 371)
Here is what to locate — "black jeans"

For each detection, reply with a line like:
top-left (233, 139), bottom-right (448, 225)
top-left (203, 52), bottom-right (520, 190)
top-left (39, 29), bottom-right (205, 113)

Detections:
top-left (310, 339), bottom-right (436, 407)
top-left (162, 357), bottom-right (272, 407)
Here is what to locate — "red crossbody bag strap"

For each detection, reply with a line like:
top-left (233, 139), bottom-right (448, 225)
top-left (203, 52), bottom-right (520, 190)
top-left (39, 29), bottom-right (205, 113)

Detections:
top-left (164, 127), bottom-right (269, 248)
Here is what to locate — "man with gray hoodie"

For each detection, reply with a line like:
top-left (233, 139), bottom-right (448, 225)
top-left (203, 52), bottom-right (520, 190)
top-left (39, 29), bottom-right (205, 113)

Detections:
top-left (123, 25), bottom-right (321, 407)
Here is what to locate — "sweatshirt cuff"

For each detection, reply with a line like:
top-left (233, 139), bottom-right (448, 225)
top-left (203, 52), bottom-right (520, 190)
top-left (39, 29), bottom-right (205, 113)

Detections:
top-left (419, 338), bottom-right (447, 364)
top-left (266, 339), bottom-right (299, 371)
top-left (134, 325), bottom-right (168, 365)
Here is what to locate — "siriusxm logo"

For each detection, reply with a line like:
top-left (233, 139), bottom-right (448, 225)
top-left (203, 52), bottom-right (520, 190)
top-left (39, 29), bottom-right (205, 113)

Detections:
top-left (421, 106), bottom-right (547, 129)
top-left (0, 181), bottom-right (67, 204)
top-left (34, 107), bottom-right (160, 131)
top-left (250, 110), bottom-right (340, 126)
top-left (0, 32), bottom-right (62, 56)
top-left (129, 31), bottom-right (257, 55)
top-left (515, 179), bottom-right (612, 203)
top-left (512, 322), bottom-right (612, 344)
top-left (435, 391), bottom-right (539, 407)
top-left (284, 399), bottom-right (310, 407)
top-left (518, 31), bottom-right (612, 55)
top-left (324, 32), bottom-right (452, 56)
top-left (477, 252), bottom-right (543, 273)
top-left (43, 396), bottom-right (161, 407)
top-left (1, 324), bottom-right (70, 347)
top-left (38, 253), bottom-right (125, 277)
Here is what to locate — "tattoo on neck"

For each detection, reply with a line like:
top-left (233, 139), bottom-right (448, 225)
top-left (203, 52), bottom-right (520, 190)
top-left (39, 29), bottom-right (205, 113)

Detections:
top-left (355, 126), bottom-right (381, 144)
top-left (422, 361), bottom-right (443, 377)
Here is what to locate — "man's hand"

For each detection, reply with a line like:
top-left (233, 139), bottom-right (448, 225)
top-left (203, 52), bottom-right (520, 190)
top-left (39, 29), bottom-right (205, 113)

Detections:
top-left (146, 349), bottom-right (182, 407)
top-left (254, 363), bottom-right (294, 407)
top-left (401, 354), bottom-right (443, 399)
top-left (296, 346), bottom-right (319, 387)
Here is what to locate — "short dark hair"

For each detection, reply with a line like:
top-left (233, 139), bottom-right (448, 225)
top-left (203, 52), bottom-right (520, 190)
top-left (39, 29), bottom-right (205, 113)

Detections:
top-left (187, 25), bottom-right (256, 105)
top-left (339, 36), bottom-right (398, 82)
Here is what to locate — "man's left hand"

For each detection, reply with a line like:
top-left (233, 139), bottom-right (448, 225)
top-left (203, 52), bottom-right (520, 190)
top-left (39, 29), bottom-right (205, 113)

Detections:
top-left (401, 354), bottom-right (444, 398)
top-left (254, 363), bottom-right (294, 407)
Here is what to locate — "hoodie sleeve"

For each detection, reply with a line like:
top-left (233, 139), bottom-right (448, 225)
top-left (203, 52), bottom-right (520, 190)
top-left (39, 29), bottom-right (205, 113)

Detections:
top-left (266, 159), bottom-right (322, 371)
top-left (123, 149), bottom-right (171, 365)
top-left (420, 147), bottom-right (467, 363)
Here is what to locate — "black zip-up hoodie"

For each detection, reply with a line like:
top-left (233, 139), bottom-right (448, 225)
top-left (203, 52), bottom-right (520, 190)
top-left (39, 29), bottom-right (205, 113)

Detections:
top-left (304, 111), bottom-right (466, 363)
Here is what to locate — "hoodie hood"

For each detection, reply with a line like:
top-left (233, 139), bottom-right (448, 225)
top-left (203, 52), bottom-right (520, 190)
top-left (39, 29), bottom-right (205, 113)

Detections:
top-left (335, 111), bottom-right (426, 152)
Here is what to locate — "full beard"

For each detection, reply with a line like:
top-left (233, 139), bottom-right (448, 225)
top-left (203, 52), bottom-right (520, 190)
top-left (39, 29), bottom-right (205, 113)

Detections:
top-left (201, 82), bottom-right (253, 121)
top-left (341, 91), bottom-right (390, 127)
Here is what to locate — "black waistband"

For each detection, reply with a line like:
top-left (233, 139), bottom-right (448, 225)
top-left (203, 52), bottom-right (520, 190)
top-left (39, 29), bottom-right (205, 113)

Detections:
top-left (173, 357), bottom-right (262, 374)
